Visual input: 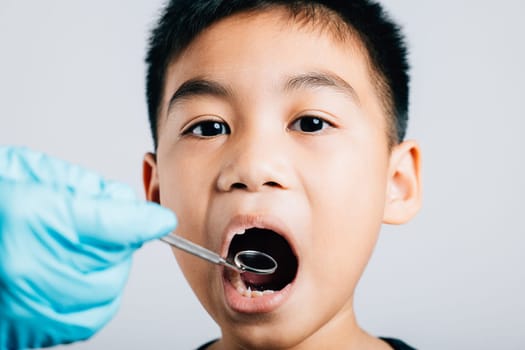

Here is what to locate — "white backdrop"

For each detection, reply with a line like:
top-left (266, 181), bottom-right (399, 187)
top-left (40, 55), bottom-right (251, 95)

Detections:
top-left (1, 1), bottom-right (524, 349)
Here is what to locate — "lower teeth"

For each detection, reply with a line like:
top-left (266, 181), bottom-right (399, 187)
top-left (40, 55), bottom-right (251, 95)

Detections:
top-left (230, 272), bottom-right (274, 298)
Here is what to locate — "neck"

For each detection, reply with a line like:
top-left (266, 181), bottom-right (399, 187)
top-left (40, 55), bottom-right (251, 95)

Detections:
top-left (210, 302), bottom-right (391, 350)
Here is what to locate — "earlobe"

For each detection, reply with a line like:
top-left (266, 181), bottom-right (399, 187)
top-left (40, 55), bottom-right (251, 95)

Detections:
top-left (383, 140), bottom-right (422, 225)
top-left (143, 152), bottom-right (161, 204)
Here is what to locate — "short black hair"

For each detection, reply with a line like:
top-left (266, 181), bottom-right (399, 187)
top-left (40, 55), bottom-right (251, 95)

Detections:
top-left (146, 0), bottom-right (409, 149)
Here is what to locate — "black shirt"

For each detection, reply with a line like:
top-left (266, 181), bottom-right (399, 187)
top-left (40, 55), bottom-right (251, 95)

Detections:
top-left (196, 337), bottom-right (416, 349)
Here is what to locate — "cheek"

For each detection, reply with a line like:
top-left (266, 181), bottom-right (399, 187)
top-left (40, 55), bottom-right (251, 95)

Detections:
top-left (303, 142), bottom-right (388, 287)
top-left (156, 154), bottom-right (220, 311)
top-left (157, 149), bottom-right (211, 238)
top-left (305, 139), bottom-right (388, 224)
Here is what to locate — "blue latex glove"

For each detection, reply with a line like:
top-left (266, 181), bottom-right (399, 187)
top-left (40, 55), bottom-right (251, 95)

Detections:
top-left (0, 146), bottom-right (176, 349)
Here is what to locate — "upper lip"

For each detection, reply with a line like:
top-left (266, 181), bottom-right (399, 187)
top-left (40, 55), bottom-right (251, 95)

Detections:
top-left (219, 214), bottom-right (298, 261)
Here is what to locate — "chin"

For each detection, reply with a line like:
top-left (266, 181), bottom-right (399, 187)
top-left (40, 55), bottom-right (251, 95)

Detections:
top-left (220, 321), bottom-right (313, 350)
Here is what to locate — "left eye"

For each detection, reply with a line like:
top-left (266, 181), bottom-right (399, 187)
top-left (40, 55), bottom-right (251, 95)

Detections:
top-left (289, 116), bottom-right (332, 133)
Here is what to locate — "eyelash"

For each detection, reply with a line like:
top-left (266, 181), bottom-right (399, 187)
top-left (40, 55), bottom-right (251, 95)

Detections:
top-left (182, 120), bottom-right (231, 138)
top-left (182, 115), bottom-right (333, 138)
top-left (288, 115), bottom-right (334, 133)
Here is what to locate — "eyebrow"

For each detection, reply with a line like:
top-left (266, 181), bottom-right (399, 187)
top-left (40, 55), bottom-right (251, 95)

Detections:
top-left (167, 71), bottom-right (358, 114)
top-left (167, 78), bottom-right (233, 113)
top-left (284, 71), bottom-right (359, 103)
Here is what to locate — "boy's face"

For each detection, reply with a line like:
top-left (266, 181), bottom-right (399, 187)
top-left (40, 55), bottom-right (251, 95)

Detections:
top-left (144, 8), bottom-right (420, 349)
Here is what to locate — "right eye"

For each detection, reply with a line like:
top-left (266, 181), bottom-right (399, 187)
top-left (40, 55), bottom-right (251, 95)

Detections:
top-left (183, 120), bottom-right (231, 138)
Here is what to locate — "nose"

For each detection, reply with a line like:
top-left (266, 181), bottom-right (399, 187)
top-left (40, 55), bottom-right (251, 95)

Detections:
top-left (216, 134), bottom-right (291, 193)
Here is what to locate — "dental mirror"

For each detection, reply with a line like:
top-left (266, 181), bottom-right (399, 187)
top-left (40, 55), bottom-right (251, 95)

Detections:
top-left (160, 233), bottom-right (277, 275)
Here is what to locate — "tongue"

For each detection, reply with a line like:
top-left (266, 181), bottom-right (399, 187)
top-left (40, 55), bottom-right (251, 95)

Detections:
top-left (241, 271), bottom-right (275, 287)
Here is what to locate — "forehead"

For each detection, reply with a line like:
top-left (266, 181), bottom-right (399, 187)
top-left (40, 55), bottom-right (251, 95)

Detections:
top-left (161, 8), bottom-right (382, 120)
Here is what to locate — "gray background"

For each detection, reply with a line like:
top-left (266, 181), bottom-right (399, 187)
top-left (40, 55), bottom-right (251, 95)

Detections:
top-left (1, 1), bottom-right (524, 349)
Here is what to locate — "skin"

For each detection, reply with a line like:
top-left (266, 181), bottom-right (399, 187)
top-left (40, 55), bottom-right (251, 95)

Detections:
top-left (143, 8), bottom-right (421, 350)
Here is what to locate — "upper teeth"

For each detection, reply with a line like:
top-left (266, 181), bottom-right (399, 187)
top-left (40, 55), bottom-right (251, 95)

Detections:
top-left (235, 229), bottom-right (246, 235)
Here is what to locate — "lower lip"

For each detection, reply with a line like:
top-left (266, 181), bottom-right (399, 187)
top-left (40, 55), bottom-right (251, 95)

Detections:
top-left (222, 270), bottom-right (294, 314)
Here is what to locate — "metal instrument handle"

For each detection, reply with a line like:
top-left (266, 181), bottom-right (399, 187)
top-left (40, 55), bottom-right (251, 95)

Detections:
top-left (160, 234), bottom-right (242, 272)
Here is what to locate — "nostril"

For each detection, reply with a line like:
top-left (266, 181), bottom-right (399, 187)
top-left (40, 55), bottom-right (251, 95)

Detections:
top-left (231, 182), bottom-right (248, 190)
top-left (229, 181), bottom-right (281, 190)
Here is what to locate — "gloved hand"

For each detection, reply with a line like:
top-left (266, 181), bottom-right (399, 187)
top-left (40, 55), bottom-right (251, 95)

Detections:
top-left (0, 146), bottom-right (176, 350)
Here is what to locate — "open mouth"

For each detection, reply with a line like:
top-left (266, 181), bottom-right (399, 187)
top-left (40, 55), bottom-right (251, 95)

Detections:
top-left (226, 228), bottom-right (298, 297)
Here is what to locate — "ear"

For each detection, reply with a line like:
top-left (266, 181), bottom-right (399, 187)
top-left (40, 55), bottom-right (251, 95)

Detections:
top-left (143, 152), bottom-right (160, 204)
top-left (383, 140), bottom-right (422, 225)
